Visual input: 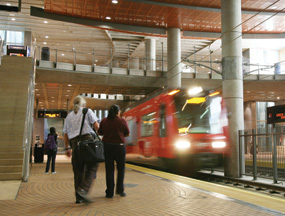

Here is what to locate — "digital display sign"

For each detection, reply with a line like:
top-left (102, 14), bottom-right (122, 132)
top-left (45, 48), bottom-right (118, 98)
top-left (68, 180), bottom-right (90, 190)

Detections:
top-left (38, 110), bottom-right (67, 118)
top-left (267, 105), bottom-right (285, 124)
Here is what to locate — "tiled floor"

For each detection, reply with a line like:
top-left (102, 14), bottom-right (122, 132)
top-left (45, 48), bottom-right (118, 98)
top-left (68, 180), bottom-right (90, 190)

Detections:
top-left (0, 159), bottom-right (284, 216)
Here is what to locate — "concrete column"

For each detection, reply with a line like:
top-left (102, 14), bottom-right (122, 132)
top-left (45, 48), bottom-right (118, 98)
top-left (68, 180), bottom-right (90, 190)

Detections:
top-left (24, 31), bottom-right (33, 57)
top-left (167, 28), bottom-right (181, 88)
top-left (221, 0), bottom-right (244, 178)
top-left (130, 57), bottom-right (139, 69)
top-left (145, 39), bottom-right (156, 71)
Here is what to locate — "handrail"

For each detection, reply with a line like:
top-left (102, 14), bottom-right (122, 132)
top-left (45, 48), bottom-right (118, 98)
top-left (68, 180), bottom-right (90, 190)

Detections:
top-left (35, 45), bottom-right (285, 75)
top-left (0, 36), bottom-right (4, 66)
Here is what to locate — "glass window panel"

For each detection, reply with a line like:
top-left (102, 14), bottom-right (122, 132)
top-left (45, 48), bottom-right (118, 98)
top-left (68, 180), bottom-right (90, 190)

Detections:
top-left (6, 31), bottom-right (23, 45)
top-left (141, 112), bottom-right (156, 137)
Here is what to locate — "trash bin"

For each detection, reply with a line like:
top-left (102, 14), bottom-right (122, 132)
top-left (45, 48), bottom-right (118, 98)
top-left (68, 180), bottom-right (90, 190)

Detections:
top-left (41, 47), bottom-right (50, 61)
top-left (34, 143), bottom-right (44, 163)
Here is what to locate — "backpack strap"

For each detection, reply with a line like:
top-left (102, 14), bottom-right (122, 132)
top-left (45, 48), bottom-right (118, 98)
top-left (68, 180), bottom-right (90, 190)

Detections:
top-left (79, 108), bottom-right (88, 137)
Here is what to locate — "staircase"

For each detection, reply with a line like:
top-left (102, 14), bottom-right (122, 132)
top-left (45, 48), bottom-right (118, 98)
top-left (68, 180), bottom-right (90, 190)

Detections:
top-left (0, 56), bottom-right (34, 180)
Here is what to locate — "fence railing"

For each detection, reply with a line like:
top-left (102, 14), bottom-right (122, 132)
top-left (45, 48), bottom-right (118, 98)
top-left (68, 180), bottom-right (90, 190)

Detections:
top-left (239, 128), bottom-right (285, 183)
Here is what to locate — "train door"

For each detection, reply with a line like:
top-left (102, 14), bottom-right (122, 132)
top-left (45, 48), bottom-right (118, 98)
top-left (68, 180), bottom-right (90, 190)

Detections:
top-left (158, 104), bottom-right (168, 157)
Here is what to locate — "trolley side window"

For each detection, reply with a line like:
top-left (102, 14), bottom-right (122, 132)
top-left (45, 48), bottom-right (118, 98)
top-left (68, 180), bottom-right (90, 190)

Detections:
top-left (159, 104), bottom-right (167, 137)
top-left (126, 118), bottom-right (137, 146)
top-left (141, 112), bottom-right (156, 137)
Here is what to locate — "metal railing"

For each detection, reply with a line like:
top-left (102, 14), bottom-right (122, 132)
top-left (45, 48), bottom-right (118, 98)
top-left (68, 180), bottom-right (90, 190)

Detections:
top-left (0, 36), bottom-right (4, 66)
top-left (36, 46), bottom-right (225, 76)
top-left (22, 47), bottom-right (37, 182)
top-left (239, 128), bottom-right (285, 183)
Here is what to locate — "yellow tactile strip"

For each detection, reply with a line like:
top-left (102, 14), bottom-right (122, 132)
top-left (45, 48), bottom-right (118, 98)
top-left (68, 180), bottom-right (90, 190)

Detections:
top-left (0, 162), bottom-right (281, 216)
top-left (126, 164), bottom-right (285, 215)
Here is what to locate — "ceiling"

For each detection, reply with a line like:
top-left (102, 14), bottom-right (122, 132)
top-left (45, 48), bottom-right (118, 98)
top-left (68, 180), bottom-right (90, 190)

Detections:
top-left (1, 0), bottom-right (285, 110)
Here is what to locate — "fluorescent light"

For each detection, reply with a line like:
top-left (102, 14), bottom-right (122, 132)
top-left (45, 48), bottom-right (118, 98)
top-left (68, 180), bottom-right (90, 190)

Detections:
top-left (112, 0), bottom-right (118, 3)
top-left (106, 17), bottom-right (111, 20)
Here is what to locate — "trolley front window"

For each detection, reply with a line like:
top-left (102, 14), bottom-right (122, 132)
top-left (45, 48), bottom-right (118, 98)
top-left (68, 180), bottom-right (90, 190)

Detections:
top-left (174, 95), bottom-right (224, 134)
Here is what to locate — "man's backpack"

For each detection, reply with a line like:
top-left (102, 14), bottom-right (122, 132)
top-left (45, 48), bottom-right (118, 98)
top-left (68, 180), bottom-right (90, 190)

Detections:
top-left (45, 134), bottom-right (56, 150)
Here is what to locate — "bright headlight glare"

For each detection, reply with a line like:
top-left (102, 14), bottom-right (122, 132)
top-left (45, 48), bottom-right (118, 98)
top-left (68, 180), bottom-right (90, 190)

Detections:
top-left (212, 141), bottom-right (226, 148)
top-left (175, 140), bottom-right (191, 149)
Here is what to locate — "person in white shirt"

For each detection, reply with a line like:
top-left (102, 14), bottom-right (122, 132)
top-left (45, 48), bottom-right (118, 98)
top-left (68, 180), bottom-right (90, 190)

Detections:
top-left (63, 96), bottom-right (99, 204)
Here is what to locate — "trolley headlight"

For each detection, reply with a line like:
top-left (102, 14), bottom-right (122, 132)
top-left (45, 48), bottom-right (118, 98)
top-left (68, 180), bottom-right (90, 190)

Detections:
top-left (212, 141), bottom-right (226, 148)
top-left (175, 140), bottom-right (191, 150)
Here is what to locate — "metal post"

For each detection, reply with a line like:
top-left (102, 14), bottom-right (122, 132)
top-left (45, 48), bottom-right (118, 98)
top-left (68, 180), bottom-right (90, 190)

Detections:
top-left (66, 99), bottom-right (70, 114)
top-left (209, 46), bottom-right (212, 78)
top-left (55, 49), bottom-right (58, 65)
top-left (74, 50), bottom-right (76, 70)
top-left (252, 129), bottom-right (257, 180)
top-left (161, 42), bottom-right (164, 75)
top-left (92, 49), bottom-right (95, 72)
top-left (128, 44), bottom-right (130, 73)
top-left (239, 130), bottom-right (245, 177)
top-left (194, 46), bottom-right (197, 75)
top-left (110, 47), bottom-right (112, 74)
top-left (39, 46), bottom-right (41, 60)
top-left (272, 124), bottom-right (278, 183)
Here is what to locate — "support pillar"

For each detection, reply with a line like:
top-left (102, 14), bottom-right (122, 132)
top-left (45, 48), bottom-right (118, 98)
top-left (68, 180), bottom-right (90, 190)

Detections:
top-left (221, 0), bottom-right (244, 178)
top-left (167, 28), bottom-right (181, 88)
top-left (145, 39), bottom-right (156, 71)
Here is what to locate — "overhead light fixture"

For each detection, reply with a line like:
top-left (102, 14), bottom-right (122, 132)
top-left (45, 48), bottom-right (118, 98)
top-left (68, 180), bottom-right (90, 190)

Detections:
top-left (44, 21), bottom-right (48, 24)
top-left (188, 87), bottom-right (203, 96)
top-left (11, 18), bottom-right (16, 21)
top-left (43, 42), bottom-right (47, 45)
top-left (45, 36), bottom-right (49, 38)
top-left (106, 17), bottom-right (111, 20)
top-left (112, 0), bottom-right (118, 3)
top-left (6, 3), bottom-right (11, 6)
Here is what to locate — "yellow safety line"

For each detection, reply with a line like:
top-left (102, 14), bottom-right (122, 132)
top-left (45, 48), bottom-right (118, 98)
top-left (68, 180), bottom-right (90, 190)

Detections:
top-left (126, 164), bottom-right (285, 214)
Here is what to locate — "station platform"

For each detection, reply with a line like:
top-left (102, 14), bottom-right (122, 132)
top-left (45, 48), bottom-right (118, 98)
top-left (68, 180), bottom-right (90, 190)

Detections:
top-left (0, 156), bottom-right (285, 216)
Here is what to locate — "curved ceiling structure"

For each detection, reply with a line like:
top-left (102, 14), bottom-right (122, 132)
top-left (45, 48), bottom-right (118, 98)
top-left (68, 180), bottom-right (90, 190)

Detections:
top-left (42, 0), bottom-right (285, 36)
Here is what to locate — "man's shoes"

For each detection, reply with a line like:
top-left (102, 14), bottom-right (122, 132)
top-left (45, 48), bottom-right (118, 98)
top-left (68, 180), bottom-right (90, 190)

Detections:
top-left (51, 171), bottom-right (56, 174)
top-left (116, 192), bottom-right (126, 197)
top-left (75, 199), bottom-right (84, 204)
top-left (105, 194), bottom-right (113, 198)
top-left (76, 189), bottom-right (91, 203)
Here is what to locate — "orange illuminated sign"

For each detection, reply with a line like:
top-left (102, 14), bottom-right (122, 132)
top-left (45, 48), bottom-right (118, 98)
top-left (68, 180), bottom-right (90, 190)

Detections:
top-left (45, 113), bottom-right (59, 118)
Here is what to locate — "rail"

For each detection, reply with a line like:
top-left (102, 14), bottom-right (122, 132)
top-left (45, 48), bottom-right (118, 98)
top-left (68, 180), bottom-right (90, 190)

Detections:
top-left (0, 36), bottom-right (4, 66)
top-left (22, 46), bottom-right (37, 182)
top-left (239, 128), bottom-right (285, 183)
top-left (35, 46), bottom-right (285, 78)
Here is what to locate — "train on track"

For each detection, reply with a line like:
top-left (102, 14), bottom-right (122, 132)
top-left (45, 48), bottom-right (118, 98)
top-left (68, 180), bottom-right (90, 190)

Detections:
top-left (123, 88), bottom-right (230, 175)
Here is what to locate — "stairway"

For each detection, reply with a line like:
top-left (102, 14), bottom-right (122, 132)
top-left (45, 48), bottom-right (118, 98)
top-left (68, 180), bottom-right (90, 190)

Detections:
top-left (0, 56), bottom-right (34, 181)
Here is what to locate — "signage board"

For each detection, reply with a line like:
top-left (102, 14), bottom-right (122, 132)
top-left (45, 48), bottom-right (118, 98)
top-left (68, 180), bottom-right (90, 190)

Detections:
top-left (267, 105), bottom-right (285, 124)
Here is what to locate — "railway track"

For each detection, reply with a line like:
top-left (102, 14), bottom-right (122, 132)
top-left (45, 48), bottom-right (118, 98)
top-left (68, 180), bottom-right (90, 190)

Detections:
top-left (197, 171), bottom-right (285, 197)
